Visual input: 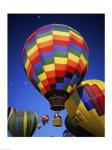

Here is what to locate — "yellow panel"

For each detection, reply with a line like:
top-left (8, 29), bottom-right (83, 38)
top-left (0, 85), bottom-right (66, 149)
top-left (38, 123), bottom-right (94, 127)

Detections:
top-left (23, 111), bottom-right (27, 136)
top-left (81, 80), bottom-right (104, 90)
top-left (78, 104), bottom-right (104, 136)
top-left (54, 57), bottom-right (67, 64)
top-left (100, 115), bottom-right (105, 128)
top-left (38, 72), bottom-right (46, 81)
top-left (34, 112), bottom-right (38, 125)
top-left (27, 45), bottom-right (38, 56)
top-left (65, 91), bottom-right (81, 117)
top-left (68, 52), bottom-right (79, 63)
top-left (43, 64), bottom-right (55, 72)
top-left (36, 35), bottom-right (52, 44)
top-left (92, 80), bottom-right (104, 90)
top-left (67, 85), bottom-right (72, 93)
top-left (38, 82), bottom-right (44, 89)
top-left (73, 84), bottom-right (76, 90)
top-left (69, 30), bottom-right (83, 41)
top-left (53, 31), bottom-right (70, 36)
top-left (80, 54), bottom-right (87, 66)
top-left (65, 96), bottom-right (78, 116)
top-left (25, 58), bottom-right (30, 70)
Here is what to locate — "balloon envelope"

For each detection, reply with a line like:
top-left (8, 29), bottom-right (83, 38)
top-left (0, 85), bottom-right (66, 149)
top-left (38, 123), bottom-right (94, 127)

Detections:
top-left (22, 24), bottom-right (89, 111)
top-left (65, 80), bottom-right (105, 136)
top-left (41, 114), bottom-right (49, 125)
top-left (8, 110), bottom-right (38, 137)
top-left (8, 107), bottom-right (16, 120)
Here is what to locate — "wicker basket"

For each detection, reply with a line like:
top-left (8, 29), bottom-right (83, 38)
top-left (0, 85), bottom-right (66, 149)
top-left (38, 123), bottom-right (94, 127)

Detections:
top-left (52, 117), bottom-right (62, 126)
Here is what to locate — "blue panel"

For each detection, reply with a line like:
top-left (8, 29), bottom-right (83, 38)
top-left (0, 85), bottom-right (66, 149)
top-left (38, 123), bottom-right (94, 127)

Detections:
top-left (33, 62), bottom-right (43, 70)
top-left (70, 42), bottom-right (82, 51)
top-left (36, 25), bottom-right (53, 35)
top-left (53, 24), bottom-right (68, 31)
top-left (71, 74), bottom-right (78, 83)
top-left (41, 51), bottom-right (54, 59)
top-left (23, 52), bottom-right (27, 64)
top-left (64, 77), bottom-right (71, 85)
top-left (56, 83), bottom-right (63, 90)
top-left (78, 87), bottom-right (94, 110)
top-left (16, 115), bottom-right (22, 136)
top-left (32, 73), bottom-right (37, 81)
top-left (54, 45), bottom-right (68, 51)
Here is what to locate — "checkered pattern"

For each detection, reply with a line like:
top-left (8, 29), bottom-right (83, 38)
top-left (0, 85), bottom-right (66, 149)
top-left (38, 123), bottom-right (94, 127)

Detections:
top-left (22, 24), bottom-right (89, 99)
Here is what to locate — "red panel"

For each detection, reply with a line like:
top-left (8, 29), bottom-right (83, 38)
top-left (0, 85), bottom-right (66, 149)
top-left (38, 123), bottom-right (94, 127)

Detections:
top-left (29, 51), bottom-right (40, 65)
top-left (84, 40), bottom-right (89, 53)
top-left (27, 63), bottom-right (35, 78)
top-left (84, 84), bottom-right (103, 116)
top-left (55, 70), bottom-right (65, 77)
top-left (37, 25), bottom-right (53, 33)
top-left (38, 40), bottom-right (53, 48)
top-left (66, 65), bottom-right (74, 73)
top-left (39, 45), bottom-right (53, 54)
top-left (54, 40), bottom-right (70, 46)
top-left (41, 79), bottom-right (49, 87)
top-left (76, 60), bottom-right (85, 74)
top-left (91, 84), bottom-right (104, 115)
top-left (44, 85), bottom-right (51, 92)
top-left (46, 71), bottom-right (55, 78)
top-left (70, 34), bottom-right (83, 48)
top-left (47, 77), bottom-right (56, 84)
top-left (67, 59), bottom-right (78, 68)
top-left (55, 64), bottom-right (66, 71)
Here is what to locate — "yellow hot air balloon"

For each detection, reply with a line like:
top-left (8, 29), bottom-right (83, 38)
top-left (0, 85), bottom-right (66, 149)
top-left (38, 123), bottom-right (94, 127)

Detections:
top-left (65, 79), bottom-right (105, 136)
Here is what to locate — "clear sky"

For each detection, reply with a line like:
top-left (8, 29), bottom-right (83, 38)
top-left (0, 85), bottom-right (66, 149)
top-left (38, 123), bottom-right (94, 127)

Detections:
top-left (8, 14), bottom-right (104, 137)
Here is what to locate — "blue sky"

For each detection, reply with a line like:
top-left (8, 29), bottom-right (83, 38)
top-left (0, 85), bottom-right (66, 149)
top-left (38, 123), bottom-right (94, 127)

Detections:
top-left (8, 14), bottom-right (104, 137)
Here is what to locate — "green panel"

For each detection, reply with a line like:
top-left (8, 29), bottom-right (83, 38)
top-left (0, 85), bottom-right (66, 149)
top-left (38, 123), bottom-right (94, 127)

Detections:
top-left (62, 84), bottom-right (68, 90)
top-left (36, 31), bottom-right (52, 39)
top-left (69, 48), bottom-right (81, 57)
top-left (36, 68), bottom-right (43, 75)
top-left (42, 58), bottom-right (54, 65)
top-left (70, 80), bottom-right (75, 87)
top-left (54, 51), bottom-right (68, 57)
top-left (26, 42), bottom-right (36, 52)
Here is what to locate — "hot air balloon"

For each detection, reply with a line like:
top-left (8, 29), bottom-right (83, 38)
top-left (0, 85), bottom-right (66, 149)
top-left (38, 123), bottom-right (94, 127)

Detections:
top-left (65, 80), bottom-right (105, 136)
top-left (22, 24), bottom-right (89, 126)
top-left (63, 129), bottom-right (74, 137)
top-left (8, 107), bottom-right (16, 120)
top-left (8, 110), bottom-right (39, 137)
top-left (41, 114), bottom-right (49, 125)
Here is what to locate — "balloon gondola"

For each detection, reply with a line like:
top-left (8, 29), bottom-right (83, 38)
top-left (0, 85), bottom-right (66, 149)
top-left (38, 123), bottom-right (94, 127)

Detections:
top-left (22, 24), bottom-right (89, 126)
top-left (52, 111), bottom-right (62, 126)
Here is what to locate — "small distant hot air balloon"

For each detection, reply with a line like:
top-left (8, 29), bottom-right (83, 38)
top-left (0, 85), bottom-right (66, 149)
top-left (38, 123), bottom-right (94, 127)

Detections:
top-left (8, 107), bottom-right (16, 120)
top-left (22, 24), bottom-right (89, 126)
top-left (63, 129), bottom-right (74, 137)
top-left (41, 114), bottom-right (49, 125)
top-left (8, 110), bottom-right (39, 137)
top-left (65, 80), bottom-right (105, 137)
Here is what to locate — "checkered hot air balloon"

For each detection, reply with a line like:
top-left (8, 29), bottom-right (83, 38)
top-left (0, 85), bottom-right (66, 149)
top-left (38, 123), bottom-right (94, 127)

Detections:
top-left (8, 110), bottom-right (39, 137)
top-left (22, 24), bottom-right (89, 126)
top-left (65, 79), bottom-right (105, 136)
